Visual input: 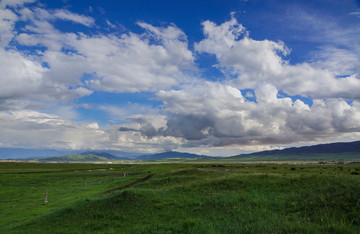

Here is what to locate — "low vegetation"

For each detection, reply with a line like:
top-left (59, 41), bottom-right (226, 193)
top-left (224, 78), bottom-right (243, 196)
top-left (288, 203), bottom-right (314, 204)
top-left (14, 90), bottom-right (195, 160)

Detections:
top-left (1, 162), bottom-right (359, 233)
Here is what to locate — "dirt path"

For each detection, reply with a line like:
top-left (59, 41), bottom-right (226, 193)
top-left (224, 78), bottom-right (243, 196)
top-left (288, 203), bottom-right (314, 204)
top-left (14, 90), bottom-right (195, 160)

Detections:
top-left (103, 174), bottom-right (154, 194)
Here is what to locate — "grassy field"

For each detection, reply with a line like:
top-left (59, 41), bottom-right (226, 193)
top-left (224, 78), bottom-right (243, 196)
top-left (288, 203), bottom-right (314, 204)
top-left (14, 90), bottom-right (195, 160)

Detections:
top-left (1, 162), bottom-right (360, 233)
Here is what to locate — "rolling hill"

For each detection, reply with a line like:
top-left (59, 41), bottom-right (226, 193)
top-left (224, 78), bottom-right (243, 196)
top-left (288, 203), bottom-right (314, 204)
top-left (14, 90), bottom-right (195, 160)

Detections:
top-left (35, 151), bottom-right (208, 162)
top-left (232, 140), bottom-right (360, 161)
top-left (37, 152), bottom-right (120, 162)
top-left (79, 151), bottom-right (120, 160)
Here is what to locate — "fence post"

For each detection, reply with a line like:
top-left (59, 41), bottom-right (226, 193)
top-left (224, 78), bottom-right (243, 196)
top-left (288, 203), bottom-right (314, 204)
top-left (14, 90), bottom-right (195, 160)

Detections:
top-left (43, 190), bottom-right (48, 205)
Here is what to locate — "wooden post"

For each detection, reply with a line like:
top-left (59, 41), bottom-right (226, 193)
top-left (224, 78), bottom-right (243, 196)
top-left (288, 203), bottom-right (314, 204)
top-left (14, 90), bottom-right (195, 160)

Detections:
top-left (43, 190), bottom-right (48, 205)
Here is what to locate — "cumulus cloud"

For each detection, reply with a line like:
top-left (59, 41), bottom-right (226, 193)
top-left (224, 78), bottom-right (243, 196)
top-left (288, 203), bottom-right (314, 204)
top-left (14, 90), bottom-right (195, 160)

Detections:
top-left (67, 31), bottom-right (194, 92)
top-left (1, 2), bottom-right (359, 153)
top-left (195, 16), bottom-right (360, 99)
top-left (150, 82), bottom-right (360, 148)
top-left (0, 110), bottom-right (181, 153)
top-left (0, 3), bottom-right (195, 111)
top-left (0, 48), bottom-right (46, 107)
top-left (14, 5), bottom-right (194, 94)
top-left (0, 110), bottom-right (107, 149)
top-left (0, 8), bottom-right (18, 46)
top-left (0, 46), bottom-right (94, 110)
top-left (137, 22), bottom-right (195, 70)
top-left (0, 4), bottom-right (95, 110)
top-left (115, 20), bottom-right (360, 150)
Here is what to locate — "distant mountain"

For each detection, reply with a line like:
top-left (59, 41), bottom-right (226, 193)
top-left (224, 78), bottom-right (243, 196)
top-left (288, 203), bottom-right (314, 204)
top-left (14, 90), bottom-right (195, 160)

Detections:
top-left (35, 151), bottom-right (208, 162)
top-left (38, 152), bottom-right (120, 162)
top-left (0, 148), bottom-right (82, 159)
top-left (137, 151), bottom-right (208, 160)
top-left (3, 140), bottom-right (359, 162)
top-left (0, 148), bottom-right (145, 160)
top-left (232, 140), bottom-right (360, 158)
top-left (78, 150), bottom-right (145, 159)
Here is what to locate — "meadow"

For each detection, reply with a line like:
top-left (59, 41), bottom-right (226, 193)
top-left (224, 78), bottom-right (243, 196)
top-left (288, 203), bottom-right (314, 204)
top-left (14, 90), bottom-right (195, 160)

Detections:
top-left (0, 162), bottom-right (359, 233)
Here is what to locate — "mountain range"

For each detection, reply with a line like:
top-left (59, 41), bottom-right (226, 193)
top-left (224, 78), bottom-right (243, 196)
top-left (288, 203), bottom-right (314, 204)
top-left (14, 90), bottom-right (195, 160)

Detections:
top-left (0, 148), bottom-right (143, 160)
top-left (34, 151), bottom-right (207, 162)
top-left (232, 140), bottom-right (360, 158)
top-left (1, 140), bottom-right (359, 161)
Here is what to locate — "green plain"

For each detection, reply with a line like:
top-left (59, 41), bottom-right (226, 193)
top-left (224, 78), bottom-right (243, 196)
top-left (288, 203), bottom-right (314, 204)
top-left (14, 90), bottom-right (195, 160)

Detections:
top-left (1, 162), bottom-right (359, 233)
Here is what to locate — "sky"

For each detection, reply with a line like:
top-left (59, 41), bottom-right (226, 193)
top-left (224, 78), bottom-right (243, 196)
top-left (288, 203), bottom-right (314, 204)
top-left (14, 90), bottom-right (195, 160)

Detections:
top-left (0, 0), bottom-right (360, 156)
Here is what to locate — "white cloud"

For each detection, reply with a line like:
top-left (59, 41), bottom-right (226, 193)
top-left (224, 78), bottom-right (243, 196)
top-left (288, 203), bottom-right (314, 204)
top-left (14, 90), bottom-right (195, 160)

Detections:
top-left (0, 109), bottom-right (183, 153)
top-left (0, 8), bottom-right (18, 47)
top-left (53, 9), bottom-right (94, 27)
top-left (87, 122), bottom-right (99, 129)
top-left (1, 3), bottom-right (359, 154)
top-left (0, 4), bottom-right (195, 112)
top-left (0, 110), bottom-right (107, 149)
top-left (5, 93), bottom-right (360, 155)
top-left (106, 19), bottom-right (116, 28)
top-left (195, 16), bottom-right (360, 99)
top-left (13, 6), bottom-right (195, 94)
top-left (18, 7), bottom-right (94, 27)
top-left (152, 82), bottom-right (360, 148)
top-left (350, 11), bottom-right (360, 17)
top-left (16, 13), bottom-right (71, 50)
top-left (41, 50), bottom-right (89, 87)
top-left (310, 46), bottom-right (359, 75)
top-left (66, 24), bottom-right (195, 93)
top-left (0, 48), bottom-right (46, 99)
top-left (283, 6), bottom-right (360, 77)
top-left (0, 46), bottom-right (93, 110)
top-left (137, 22), bottom-right (195, 70)
top-left (99, 104), bottom-right (161, 122)
top-left (68, 33), bottom-right (186, 92)
top-left (0, 0), bottom-right (36, 9)
top-left (46, 105), bottom-right (80, 120)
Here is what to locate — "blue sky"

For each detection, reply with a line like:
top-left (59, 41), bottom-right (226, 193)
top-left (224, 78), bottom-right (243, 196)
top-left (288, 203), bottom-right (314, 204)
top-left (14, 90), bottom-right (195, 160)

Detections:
top-left (0, 0), bottom-right (360, 156)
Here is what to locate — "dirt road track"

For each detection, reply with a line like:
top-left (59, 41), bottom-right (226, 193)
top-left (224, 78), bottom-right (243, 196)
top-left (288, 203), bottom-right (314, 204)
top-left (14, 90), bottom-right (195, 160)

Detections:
top-left (103, 174), bottom-right (154, 194)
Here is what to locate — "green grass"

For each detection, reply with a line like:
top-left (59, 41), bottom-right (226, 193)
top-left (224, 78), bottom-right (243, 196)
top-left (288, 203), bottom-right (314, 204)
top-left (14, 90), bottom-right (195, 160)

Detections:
top-left (1, 162), bottom-right (360, 233)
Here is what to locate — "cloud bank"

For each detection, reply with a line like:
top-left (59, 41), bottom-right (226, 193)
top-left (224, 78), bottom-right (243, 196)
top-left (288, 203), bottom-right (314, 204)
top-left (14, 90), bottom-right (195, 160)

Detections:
top-left (0, 1), bottom-right (359, 154)
top-left (0, 2), bottom-right (194, 110)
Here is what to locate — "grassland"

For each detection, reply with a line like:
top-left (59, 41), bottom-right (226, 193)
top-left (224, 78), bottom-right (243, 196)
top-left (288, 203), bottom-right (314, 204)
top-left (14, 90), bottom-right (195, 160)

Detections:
top-left (1, 162), bottom-right (360, 233)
